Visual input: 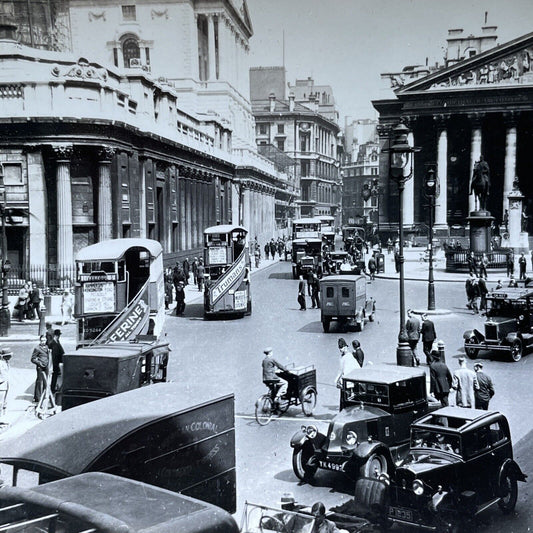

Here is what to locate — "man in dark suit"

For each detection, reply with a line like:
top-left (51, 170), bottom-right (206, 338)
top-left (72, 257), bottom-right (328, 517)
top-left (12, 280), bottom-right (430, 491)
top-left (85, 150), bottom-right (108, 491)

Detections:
top-left (429, 352), bottom-right (453, 407)
top-left (297, 276), bottom-right (306, 310)
top-left (421, 313), bottom-right (437, 365)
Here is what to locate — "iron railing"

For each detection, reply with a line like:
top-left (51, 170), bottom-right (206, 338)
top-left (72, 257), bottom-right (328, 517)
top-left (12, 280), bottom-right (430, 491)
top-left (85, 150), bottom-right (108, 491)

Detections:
top-left (5, 264), bottom-right (76, 295)
top-left (445, 250), bottom-right (510, 272)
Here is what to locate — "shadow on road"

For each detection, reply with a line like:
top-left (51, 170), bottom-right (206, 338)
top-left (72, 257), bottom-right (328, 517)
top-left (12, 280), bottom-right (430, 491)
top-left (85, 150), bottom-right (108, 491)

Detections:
top-left (273, 468), bottom-right (354, 496)
top-left (269, 272), bottom-right (294, 280)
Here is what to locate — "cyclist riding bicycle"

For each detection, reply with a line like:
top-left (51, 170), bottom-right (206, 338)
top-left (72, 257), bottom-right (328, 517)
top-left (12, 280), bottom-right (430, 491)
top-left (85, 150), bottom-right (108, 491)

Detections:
top-left (262, 347), bottom-right (288, 401)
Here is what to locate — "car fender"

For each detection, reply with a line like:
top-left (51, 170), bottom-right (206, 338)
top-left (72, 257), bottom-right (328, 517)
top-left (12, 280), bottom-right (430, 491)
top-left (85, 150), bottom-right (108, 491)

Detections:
top-left (290, 430), bottom-right (308, 449)
top-left (504, 332), bottom-right (519, 345)
top-left (498, 458), bottom-right (528, 484)
top-left (353, 441), bottom-right (392, 468)
top-left (463, 329), bottom-right (484, 342)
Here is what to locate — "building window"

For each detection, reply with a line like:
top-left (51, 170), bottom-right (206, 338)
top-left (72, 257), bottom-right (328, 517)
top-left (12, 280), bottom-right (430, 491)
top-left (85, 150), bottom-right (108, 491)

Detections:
top-left (258, 124), bottom-right (267, 135)
top-left (197, 15), bottom-right (209, 81)
top-left (301, 160), bottom-right (310, 177)
top-left (123, 36), bottom-right (140, 68)
top-left (145, 47), bottom-right (150, 66)
top-left (122, 5), bottom-right (136, 21)
top-left (371, 167), bottom-right (378, 175)
top-left (277, 139), bottom-right (285, 151)
top-left (277, 124), bottom-right (284, 134)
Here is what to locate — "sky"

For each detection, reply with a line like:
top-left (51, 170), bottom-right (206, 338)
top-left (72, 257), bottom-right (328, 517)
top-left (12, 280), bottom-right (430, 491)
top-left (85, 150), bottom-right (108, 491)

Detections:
top-left (246, 0), bottom-right (533, 123)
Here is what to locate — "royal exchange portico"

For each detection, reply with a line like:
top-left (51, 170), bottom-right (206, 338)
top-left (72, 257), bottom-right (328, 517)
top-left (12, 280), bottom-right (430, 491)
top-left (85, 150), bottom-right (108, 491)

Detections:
top-left (373, 31), bottom-right (533, 238)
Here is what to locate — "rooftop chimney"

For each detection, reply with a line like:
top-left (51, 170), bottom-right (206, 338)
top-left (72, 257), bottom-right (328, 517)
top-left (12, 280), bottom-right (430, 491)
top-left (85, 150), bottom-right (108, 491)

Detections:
top-left (269, 92), bottom-right (276, 113)
top-left (288, 91), bottom-right (295, 112)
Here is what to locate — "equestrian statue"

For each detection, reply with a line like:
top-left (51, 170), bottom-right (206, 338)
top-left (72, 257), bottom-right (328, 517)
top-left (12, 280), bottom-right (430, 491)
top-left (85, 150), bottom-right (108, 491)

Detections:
top-left (470, 155), bottom-right (490, 212)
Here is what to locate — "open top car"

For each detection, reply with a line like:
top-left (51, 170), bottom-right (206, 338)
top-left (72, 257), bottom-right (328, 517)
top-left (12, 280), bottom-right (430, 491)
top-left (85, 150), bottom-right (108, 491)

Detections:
top-left (355, 407), bottom-right (527, 532)
top-left (290, 366), bottom-right (439, 486)
top-left (463, 286), bottom-right (533, 361)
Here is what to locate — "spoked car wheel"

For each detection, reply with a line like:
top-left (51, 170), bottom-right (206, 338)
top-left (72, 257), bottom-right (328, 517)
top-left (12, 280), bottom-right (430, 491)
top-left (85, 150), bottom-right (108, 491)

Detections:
top-left (510, 339), bottom-right (523, 362)
top-left (300, 386), bottom-right (317, 416)
top-left (498, 472), bottom-right (518, 513)
top-left (359, 452), bottom-right (388, 478)
top-left (255, 395), bottom-right (274, 425)
top-left (464, 337), bottom-right (479, 359)
top-left (292, 446), bottom-right (317, 482)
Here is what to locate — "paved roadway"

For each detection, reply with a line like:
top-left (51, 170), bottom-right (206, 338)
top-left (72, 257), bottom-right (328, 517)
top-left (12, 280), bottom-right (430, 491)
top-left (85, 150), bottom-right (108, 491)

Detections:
top-left (161, 259), bottom-right (533, 532)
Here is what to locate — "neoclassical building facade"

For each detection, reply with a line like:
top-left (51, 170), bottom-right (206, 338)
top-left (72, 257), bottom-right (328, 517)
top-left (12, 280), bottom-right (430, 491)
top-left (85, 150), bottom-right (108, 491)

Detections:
top-left (372, 30), bottom-right (533, 237)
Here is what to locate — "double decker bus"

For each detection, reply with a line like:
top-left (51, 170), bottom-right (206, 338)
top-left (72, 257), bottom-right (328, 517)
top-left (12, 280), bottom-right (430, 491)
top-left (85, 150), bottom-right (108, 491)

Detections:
top-left (74, 238), bottom-right (165, 346)
top-left (204, 225), bottom-right (251, 318)
top-left (291, 217), bottom-right (322, 241)
top-left (319, 215), bottom-right (336, 250)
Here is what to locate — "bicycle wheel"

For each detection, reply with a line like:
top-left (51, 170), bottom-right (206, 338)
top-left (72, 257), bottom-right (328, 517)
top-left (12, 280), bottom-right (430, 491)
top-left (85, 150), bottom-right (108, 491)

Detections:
top-left (255, 395), bottom-right (274, 425)
top-left (300, 386), bottom-right (317, 416)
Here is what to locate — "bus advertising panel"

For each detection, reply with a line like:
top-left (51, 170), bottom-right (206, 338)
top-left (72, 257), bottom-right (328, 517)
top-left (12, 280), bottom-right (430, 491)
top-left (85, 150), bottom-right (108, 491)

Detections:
top-left (82, 281), bottom-right (116, 314)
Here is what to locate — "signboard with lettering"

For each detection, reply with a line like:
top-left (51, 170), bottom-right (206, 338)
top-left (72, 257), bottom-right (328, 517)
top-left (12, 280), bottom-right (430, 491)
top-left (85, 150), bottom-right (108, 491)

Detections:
top-left (208, 246), bottom-right (227, 265)
top-left (210, 252), bottom-right (246, 304)
top-left (234, 290), bottom-right (247, 310)
top-left (83, 281), bottom-right (115, 314)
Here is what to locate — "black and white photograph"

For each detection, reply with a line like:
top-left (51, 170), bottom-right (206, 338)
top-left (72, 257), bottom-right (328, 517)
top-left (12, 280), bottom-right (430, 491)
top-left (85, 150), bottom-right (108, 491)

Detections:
top-left (0, 0), bottom-right (530, 531)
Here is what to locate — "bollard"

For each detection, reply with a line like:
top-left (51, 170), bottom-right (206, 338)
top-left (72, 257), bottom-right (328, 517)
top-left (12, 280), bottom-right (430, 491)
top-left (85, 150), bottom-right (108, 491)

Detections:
top-left (38, 305), bottom-right (46, 336)
top-left (437, 340), bottom-right (446, 363)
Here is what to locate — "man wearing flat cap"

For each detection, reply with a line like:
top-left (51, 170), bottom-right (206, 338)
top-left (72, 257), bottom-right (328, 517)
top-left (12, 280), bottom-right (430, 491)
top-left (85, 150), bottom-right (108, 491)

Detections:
top-left (262, 347), bottom-right (287, 400)
top-left (473, 362), bottom-right (495, 410)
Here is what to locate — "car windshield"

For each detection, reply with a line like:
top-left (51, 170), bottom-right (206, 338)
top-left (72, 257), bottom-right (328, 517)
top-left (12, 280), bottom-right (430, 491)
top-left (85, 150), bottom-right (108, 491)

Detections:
top-left (486, 298), bottom-right (526, 316)
top-left (343, 381), bottom-right (389, 407)
top-left (411, 428), bottom-right (461, 456)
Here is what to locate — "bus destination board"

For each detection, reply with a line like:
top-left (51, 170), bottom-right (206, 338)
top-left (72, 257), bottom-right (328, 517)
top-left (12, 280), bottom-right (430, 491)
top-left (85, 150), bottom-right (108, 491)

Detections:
top-left (83, 281), bottom-right (116, 314)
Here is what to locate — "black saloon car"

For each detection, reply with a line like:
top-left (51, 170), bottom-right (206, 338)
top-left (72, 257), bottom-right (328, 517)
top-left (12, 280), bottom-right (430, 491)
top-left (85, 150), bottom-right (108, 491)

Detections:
top-left (355, 407), bottom-right (527, 532)
top-left (463, 286), bottom-right (533, 361)
top-left (290, 367), bottom-right (439, 484)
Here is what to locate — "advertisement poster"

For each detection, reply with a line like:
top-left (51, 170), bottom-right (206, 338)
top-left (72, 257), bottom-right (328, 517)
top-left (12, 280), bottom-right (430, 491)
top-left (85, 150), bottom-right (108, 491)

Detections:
top-left (83, 281), bottom-right (115, 314)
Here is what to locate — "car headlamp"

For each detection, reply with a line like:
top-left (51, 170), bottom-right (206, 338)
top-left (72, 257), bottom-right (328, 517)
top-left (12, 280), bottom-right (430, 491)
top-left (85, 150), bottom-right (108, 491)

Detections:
top-left (306, 425), bottom-right (318, 439)
top-left (345, 431), bottom-right (358, 446)
top-left (519, 315), bottom-right (524, 321)
top-left (413, 479), bottom-right (424, 496)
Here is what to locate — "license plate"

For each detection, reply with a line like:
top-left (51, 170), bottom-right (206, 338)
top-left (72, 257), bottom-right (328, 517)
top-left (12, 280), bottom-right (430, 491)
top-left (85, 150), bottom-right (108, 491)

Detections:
top-left (319, 460), bottom-right (345, 472)
top-left (388, 507), bottom-right (413, 521)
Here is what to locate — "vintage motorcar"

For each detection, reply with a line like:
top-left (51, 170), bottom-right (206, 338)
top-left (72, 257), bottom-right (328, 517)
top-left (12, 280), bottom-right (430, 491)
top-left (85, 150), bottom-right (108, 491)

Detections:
top-left (290, 367), bottom-right (440, 485)
top-left (354, 407), bottom-right (527, 532)
top-left (463, 286), bottom-right (533, 361)
top-left (292, 238), bottom-right (322, 279)
top-left (320, 275), bottom-right (375, 332)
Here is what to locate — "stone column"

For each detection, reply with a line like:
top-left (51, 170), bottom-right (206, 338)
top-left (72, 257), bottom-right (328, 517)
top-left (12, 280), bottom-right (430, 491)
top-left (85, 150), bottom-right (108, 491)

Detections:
top-left (434, 118), bottom-right (448, 228)
top-left (403, 131), bottom-right (415, 226)
top-left (97, 147), bottom-right (115, 242)
top-left (207, 14), bottom-right (217, 81)
top-left (469, 115), bottom-right (482, 213)
top-left (178, 170), bottom-right (186, 250)
top-left (185, 179), bottom-right (192, 250)
top-left (54, 144), bottom-right (74, 283)
top-left (503, 113), bottom-right (517, 214)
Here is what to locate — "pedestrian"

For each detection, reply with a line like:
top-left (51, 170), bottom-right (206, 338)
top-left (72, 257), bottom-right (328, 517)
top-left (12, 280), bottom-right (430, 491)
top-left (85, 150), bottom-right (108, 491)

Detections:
top-left (508, 275), bottom-right (518, 288)
top-left (173, 263), bottom-right (185, 293)
top-left (254, 247), bottom-right (260, 268)
top-left (28, 282), bottom-right (42, 320)
top-left (0, 349), bottom-right (10, 417)
top-left (478, 276), bottom-right (488, 312)
top-left (311, 274), bottom-right (320, 309)
top-left (49, 329), bottom-right (64, 394)
top-left (465, 274), bottom-right (474, 309)
top-left (470, 277), bottom-right (481, 314)
top-left (264, 242), bottom-right (270, 260)
top-left (452, 356), bottom-right (477, 409)
top-left (480, 253), bottom-right (489, 279)
top-left (467, 251), bottom-right (477, 276)
top-left (307, 270), bottom-right (315, 296)
top-left (429, 351), bottom-right (453, 407)
top-left (310, 502), bottom-right (345, 533)
top-left (164, 277), bottom-right (173, 310)
top-left (335, 341), bottom-right (359, 388)
top-left (351, 339), bottom-right (364, 368)
top-left (191, 257), bottom-right (199, 285)
top-left (60, 288), bottom-right (74, 325)
top-left (506, 252), bottom-right (514, 278)
top-left (420, 314), bottom-right (437, 365)
top-left (270, 240), bottom-right (276, 260)
top-left (297, 276), bottom-right (307, 310)
top-left (45, 321), bottom-right (54, 347)
top-left (14, 282), bottom-right (29, 322)
top-left (277, 240), bottom-right (284, 260)
top-left (519, 252), bottom-right (527, 280)
top-left (262, 347), bottom-right (287, 400)
top-left (197, 260), bottom-right (205, 291)
top-left (405, 309), bottom-right (421, 366)
top-left (387, 238), bottom-right (393, 254)
top-left (495, 279), bottom-right (503, 290)
top-left (473, 362), bottom-right (495, 410)
top-left (182, 257), bottom-right (190, 285)
top-left (174, 281), bottom-right (186, 315)
top-left (31, 335), bottom-right (49, 403)
top-left (367, 255), bottom-right (376, 281)
top-left (394, 250), bottom-right (400, 273)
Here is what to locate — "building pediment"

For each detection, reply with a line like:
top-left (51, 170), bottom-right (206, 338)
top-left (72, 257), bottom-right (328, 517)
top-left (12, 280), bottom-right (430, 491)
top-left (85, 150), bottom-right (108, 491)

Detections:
top-left (398, 30), bottom-right (533, 94)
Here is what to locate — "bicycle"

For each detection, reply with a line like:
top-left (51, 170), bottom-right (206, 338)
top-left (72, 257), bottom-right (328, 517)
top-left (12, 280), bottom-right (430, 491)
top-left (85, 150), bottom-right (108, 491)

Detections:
top-left (255, 364), bottom-right (317, 426)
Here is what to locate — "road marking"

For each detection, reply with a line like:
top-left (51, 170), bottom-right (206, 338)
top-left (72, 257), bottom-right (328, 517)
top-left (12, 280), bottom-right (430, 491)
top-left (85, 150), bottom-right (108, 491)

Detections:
top-left (237, 414), bottom-right (325, 423)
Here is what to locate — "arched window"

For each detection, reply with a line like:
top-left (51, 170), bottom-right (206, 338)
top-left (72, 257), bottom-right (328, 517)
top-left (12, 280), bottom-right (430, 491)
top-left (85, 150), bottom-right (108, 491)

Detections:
top-left (123, 37), bottom-right (140, 68)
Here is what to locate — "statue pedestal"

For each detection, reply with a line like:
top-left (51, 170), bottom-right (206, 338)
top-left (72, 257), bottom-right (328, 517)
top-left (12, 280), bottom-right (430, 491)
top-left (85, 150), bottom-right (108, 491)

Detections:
top-left (508, 188), bottom-right (528, 251)
top-left (467, 211), bottom-right (494, 252)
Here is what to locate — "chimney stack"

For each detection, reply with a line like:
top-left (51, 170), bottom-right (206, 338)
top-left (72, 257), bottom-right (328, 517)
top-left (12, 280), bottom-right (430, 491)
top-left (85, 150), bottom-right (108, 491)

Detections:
top-left (269, 92), bottom-right (276, 113)
top-left (288, 91), bottom-right (295, 112)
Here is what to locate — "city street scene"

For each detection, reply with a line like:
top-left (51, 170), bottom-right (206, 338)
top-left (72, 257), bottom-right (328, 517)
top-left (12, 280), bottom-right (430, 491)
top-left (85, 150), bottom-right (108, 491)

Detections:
top-left (0, 0), bottom-right (532, 532)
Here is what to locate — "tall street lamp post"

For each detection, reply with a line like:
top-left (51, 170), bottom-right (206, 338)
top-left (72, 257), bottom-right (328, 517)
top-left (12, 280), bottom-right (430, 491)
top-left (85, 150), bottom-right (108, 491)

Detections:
top-left (0, 166), bottom-right (10, 337)
top-left (425, 168), bottom-right (437, 311)
top-left (383, 122), bottom-right (420, 366)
